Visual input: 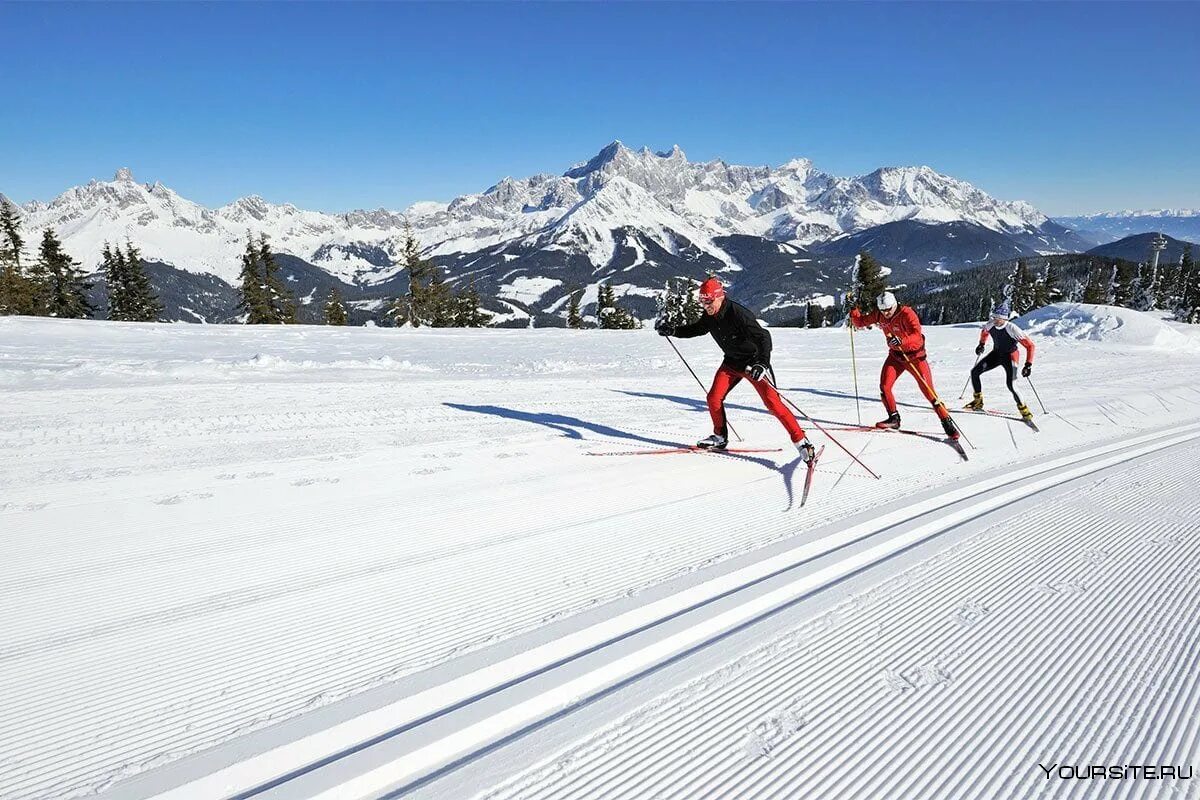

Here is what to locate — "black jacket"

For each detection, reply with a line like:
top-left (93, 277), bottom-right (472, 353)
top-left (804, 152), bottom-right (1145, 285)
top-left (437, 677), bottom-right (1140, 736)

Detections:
top-left (672, 299), bottom-right (772, 369)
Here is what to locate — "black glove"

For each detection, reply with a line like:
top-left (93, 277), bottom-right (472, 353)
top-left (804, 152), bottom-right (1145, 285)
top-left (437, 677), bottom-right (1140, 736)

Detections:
top-left (746, 363), bottom-right (770, 382)
top-left (655, 320), bottom-right (675, 337)
top-left (1022, 363), bottom-right (1032, 378)
top-left (887, 335), bottom-right (902, 348)
top-left (975, 343), bottom-right (985, 356)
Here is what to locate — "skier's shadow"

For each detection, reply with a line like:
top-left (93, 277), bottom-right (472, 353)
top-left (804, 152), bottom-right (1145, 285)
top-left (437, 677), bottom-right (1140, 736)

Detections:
top-left (780, 385), bottom-right (931, 413)
top-left (614, 389), bottom-right (865, 433)
top-left (444, 402), bottom-right (803, 511)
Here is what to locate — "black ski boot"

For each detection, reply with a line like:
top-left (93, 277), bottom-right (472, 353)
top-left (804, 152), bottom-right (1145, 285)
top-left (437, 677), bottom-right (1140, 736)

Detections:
top-left (696, 434), bottom-right (728, 450)
top-left (875, 412), bottom-right (901, 430)
top-left (940, 413), bottom-right (961, 440)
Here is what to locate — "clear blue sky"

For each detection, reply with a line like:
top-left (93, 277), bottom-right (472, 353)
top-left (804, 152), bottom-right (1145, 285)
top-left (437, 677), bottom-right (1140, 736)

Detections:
top-left (3, 1), bottom-right (1197, 215)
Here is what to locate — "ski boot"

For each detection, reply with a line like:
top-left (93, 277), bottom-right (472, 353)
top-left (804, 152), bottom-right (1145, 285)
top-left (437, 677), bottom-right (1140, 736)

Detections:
top-left (696, 434), bottom-right (728, 451)
top-left (964, 392), bottom-right (984, 411)
top-left (1017, 403), bottom-right (1034, 422)
top-left (795, 437), bottom-right (816, 463)
top-left (875, 412), bottom-right (901, 430)
top-left (939, 411), bottom-right (961, 440)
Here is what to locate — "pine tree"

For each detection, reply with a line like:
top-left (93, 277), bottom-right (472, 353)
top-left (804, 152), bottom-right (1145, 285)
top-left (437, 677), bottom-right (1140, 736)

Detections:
top-left (1111, 261), bottom-right (1137, 307)
top-left (850, 252), bottom-right (888, 313)
top-left (452, 279), bottom-right (492, 327)
top-left (237, 236), bottom-right (272, 323)
top-left (682, 278), bottom-right (703, 323)
top-left (1137, 263), bottom-right (1160, 311)
top-left (38, 228), bottom-right (93, 318)
top-left (103, 243), bottom-right (128, 320)
top-left (1006, 259), bottom-right (1037, 314)
top-left (258, 236), bottom-right (295, 324)
top-left (0, 199), bottom-right (35, 315)
top-left (1179, 245), bottom-right (1200, 323)
top-left (323, 286), bottom-right (349, 325)
top-left (806, 303), bottom-right (824, 328)
top-left (566, 288), bottom-right (583, 329)
top-left (1082, 265), bottom-right (1109, 304)
top-left (597, 281), bottom-right (638, 329)
top-left (656, 277), bottom-right (703, 329)
top-left (122, 241), bottom-right (161, 321)
top-left (396, 221), bottom-right (441, 327)
top-left (1157, 260), bottom-right (1179, 310)
top-left (977, 295), bottom-right (991, 322)
top-left (1043, 262), bottom-right (1064, 304)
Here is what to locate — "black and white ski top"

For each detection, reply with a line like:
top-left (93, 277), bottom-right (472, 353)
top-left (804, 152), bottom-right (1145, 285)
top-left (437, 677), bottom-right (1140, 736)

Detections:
top-left (980, 320), bottom-right (1035, 361)
top-left (672, 299), bottom-right (772, 369)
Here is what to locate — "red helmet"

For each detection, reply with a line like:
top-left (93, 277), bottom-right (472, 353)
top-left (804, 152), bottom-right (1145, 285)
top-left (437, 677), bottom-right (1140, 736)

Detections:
top-left (698, 277), bottom-right (725, 303)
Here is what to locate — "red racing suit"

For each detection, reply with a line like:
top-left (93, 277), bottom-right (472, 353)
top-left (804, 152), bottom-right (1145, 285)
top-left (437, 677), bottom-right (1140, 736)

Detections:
top-left (850, 306), bottom-right (949, 420)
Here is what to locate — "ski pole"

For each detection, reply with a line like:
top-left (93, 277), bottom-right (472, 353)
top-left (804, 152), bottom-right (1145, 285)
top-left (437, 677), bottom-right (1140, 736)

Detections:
top-left (664, 335), bottom-right (743, 442)
top-left (958, 354), bottom-right (983, 400)
top-left (1026, 375), bottom-right (1047, 414)
top-left (765, 375), bottom-right (882, 480)
top-left (848, 320), bottom-right (862, 425)
top-left (897, 351), bottom-right (975, 449)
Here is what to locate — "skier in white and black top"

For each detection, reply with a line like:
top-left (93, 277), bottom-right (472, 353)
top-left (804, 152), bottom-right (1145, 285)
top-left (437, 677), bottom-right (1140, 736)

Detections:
top-left (965, 301), bottom-right (1036, 421)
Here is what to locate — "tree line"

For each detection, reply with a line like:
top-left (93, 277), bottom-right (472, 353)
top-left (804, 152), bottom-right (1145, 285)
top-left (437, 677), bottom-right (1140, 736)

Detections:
top-left (903, 246), bottom-right (1200, 325)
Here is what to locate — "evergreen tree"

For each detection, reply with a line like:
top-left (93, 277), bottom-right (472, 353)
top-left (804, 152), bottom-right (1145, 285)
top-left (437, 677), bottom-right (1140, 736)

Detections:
top-left (1043, 262), bottom-right (1064, 304)
top-left (1137, 263), bottom-right (1160, 311)
top-left (395, 221), bottom-right (442, 327)
top-left (656, 277), bottom-right (704, 329)
top-left (0, 199), bottom-right (36, 315)
top-left (452, 279), bottom-right (492, 327)
top-left (102, 243), bottom-right (128, 320)
top-left (1157, 260), bottom-right (1179, 310)
top-left (1111, 260), bottom-right (1137, 307)
top-left (1082, 265), bottom-right (1109, 304)
top-left (566, 287), bottom-right (583, 329)
top-left (682, 278), bottom-right (703, 323)
top-left (323, 286), bottom-right (349, 325)
top-left (597, 281), bottom-right (639, 329)
top-left (977, 295), bottom-right (991, 322)
top-left (850, 252), bottom-right (888, 313)
top-left (258, 236), bottom-right (296, 324)
top-left (122, 241), bottom-right (161, 321)
top-left (1006, 259), bottom-right (1037, 314)
top-left (237, 237), bottom-right (271, 323)
top-left (38, 228), bottom-right (93, 318)
top-left (806, 303), bottom-right (824, 328)
top-left (1179, 245), bottom-right (1200, 323)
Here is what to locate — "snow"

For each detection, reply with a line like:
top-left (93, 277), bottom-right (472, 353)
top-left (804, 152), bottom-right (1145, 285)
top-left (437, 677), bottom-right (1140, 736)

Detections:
top-left (3, 313), bottom-right (1200, 799)
top-left (496, 276), bottom-right (562, 306)
top-left (1017, 303), bottom-right (1200, 350)
top-left (10, 144), bottom-right (1057, 290)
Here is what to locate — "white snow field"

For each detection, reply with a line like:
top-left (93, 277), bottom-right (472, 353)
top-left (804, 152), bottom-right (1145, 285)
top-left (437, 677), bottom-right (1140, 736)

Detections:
top-left (2, 303), bottom-right (1199, 799)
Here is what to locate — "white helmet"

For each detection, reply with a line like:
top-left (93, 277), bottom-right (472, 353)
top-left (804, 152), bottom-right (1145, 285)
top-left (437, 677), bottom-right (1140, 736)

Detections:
top-left (876, 291), bottom-right (897, 311)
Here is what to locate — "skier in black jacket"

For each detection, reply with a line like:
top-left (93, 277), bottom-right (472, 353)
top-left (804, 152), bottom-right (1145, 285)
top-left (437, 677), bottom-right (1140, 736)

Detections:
top-left (656, 277), bottom-right (815, 462)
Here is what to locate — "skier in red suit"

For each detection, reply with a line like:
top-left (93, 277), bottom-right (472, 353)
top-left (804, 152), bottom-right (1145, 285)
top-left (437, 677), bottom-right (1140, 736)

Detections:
top-left (656, 277), bottom-right (816, 462)
top-left (849, 291), bottom-right (960, 440)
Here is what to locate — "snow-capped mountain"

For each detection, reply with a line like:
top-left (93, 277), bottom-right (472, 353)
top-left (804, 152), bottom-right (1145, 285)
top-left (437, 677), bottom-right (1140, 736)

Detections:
top-left (5, 142), bottom-right (1093, 324)
top-left (1053, 210), bottom-right (1200, 245)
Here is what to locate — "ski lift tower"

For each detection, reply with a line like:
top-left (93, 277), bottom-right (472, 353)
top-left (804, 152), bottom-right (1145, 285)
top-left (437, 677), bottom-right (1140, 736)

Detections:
top-left (1149, 232), bottom-right (1168, 273)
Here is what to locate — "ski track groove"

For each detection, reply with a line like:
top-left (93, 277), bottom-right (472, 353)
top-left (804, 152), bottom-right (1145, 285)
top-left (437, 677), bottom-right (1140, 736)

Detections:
top-left (474, 451), bottom-right (1200, 800)
top-left (4, 336), bottom-right (1200, 800)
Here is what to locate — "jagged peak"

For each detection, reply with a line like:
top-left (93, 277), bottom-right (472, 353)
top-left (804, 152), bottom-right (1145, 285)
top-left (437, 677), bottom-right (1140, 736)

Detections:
top-left (114, 167), bottom-right (136, 182)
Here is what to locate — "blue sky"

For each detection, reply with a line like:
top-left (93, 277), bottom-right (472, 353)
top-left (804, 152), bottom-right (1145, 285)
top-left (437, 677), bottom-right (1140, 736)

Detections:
top-left (2, 2), bottom-right (1197, 215)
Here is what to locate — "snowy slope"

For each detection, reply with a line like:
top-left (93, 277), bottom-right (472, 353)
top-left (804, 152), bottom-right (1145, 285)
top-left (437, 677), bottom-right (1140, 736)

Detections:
top-left (3, 305), bottom-right (1199, 799)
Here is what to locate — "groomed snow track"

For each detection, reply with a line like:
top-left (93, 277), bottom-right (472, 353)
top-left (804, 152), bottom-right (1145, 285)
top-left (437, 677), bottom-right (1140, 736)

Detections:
top-left (107, 421), bottom-right (1200, 800)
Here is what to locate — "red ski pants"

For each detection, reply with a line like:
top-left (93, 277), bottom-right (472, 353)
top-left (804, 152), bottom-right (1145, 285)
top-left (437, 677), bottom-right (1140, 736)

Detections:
top-left (707, 364), bottom-right (805, 442)
top-left (880, 352), bottom-right (950, 420)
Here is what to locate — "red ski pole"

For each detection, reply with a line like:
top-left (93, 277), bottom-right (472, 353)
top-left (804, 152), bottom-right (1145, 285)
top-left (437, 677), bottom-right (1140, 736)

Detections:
top-left (765, 376), bottom-right (882, 480)
top-left (898, 351), bottom-right (975, 449)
